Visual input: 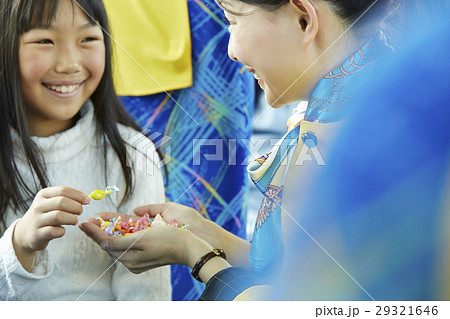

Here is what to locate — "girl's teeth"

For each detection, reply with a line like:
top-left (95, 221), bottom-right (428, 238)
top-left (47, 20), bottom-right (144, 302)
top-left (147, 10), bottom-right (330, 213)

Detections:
top-left (49, 84), bottom-right (79, 93)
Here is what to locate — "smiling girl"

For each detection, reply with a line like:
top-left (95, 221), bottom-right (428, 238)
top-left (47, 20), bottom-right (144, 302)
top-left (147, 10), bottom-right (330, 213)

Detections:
top-left (0, 0), bottom-right (170, 300)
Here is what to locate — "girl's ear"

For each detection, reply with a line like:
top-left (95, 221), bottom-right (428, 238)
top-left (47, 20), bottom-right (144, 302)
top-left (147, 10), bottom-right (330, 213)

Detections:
top-left (290, 0), bottom-right (319, 45)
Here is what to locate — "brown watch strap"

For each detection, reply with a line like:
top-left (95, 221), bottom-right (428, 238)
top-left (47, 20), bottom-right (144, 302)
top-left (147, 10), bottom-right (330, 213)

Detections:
top-left (191, 248), bottom-right (226, 282)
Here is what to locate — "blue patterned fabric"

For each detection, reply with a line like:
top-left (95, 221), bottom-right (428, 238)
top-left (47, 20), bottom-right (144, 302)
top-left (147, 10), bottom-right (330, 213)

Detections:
top-left (248, 38), bottom-right (384, 275)
top-left (119, 0), bottom-right (254, 300)
top-left (305, 39), bottom-right (381, 123)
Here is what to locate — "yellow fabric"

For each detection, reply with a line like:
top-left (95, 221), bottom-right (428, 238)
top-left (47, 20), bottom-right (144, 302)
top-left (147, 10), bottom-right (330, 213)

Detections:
top-left (104, 0), bottom-right (192, 96)
top-left (233, 285), bottom-right (275, 301)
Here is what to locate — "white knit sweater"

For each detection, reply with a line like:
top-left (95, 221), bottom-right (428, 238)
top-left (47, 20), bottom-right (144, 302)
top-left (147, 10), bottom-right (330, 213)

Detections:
top-left (0, 102), bottom-right (171, 300)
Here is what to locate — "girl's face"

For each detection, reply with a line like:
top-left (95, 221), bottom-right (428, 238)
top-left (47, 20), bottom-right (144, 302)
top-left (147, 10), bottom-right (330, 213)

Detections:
top-left (223, 1), bottom-right (313, 108)
top-left (19, 0), bottom-right (105, 137)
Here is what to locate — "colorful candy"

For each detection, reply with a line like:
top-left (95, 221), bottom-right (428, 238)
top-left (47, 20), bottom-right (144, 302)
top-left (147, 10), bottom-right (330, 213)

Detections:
top-left (89, 185), bottom-right (120, 201)
top-left (97, 213), bottom-right (188, 237)
top-left (151, 214), bottom-right (167, 227)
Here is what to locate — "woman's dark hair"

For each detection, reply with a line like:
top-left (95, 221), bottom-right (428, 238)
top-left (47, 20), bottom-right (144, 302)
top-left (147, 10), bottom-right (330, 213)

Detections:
top-left (0, 0), bottom-right (163, 230)
top-left (216, 0), bottom-right (401, 40)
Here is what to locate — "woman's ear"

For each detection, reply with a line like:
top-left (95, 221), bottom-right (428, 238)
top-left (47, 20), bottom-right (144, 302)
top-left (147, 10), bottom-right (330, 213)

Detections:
top-left (290, 0), bottom-right (319, 45)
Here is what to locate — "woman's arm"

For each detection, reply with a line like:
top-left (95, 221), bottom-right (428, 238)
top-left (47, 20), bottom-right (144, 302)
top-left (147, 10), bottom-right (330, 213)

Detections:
top-left (133, 203), bottom-right (251, 268)
top-left (79, 217), bottom-right (232, 284)
top-left (193, 217), bottom-right (251, 269)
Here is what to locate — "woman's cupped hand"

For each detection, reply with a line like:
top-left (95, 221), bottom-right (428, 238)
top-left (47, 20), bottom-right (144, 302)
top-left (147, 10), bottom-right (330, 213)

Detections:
top-left (79, 202), bottom-right (213, 273)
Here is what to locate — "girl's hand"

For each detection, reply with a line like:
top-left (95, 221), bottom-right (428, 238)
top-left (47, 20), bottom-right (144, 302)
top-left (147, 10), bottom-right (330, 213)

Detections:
top-left (13, 186), bottom-right (90, 271)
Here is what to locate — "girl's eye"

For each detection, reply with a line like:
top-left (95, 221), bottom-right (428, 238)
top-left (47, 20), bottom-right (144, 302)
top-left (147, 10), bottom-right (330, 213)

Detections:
top-left (82, 37), bottom-right (98, 42)
top-left (36, 39), bottom-right (53, 44)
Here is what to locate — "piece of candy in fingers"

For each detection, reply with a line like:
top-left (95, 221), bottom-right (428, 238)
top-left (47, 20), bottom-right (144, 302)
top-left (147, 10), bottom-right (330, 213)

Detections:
top-left (89, 190), bottom-right (106, 200)
top-left (89, 185), bottom-right (120, 200)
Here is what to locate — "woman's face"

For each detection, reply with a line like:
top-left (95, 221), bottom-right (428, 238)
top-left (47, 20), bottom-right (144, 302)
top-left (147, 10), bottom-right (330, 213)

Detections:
top-left (222, 1), bottom-right (315, 108)
top-left (19, 0), bottom-right (105, 137)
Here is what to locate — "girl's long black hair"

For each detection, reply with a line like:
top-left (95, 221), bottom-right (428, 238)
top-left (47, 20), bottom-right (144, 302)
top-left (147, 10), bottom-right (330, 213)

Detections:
top-left (0, 0), bottom-right (163, 231)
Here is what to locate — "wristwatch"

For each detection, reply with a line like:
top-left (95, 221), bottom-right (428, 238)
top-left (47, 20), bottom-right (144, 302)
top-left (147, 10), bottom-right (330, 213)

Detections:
top-left (191, 248), bottom-right (227, 282)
